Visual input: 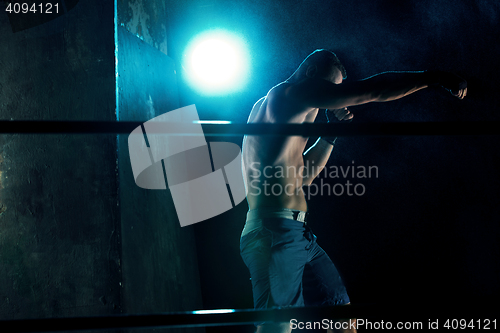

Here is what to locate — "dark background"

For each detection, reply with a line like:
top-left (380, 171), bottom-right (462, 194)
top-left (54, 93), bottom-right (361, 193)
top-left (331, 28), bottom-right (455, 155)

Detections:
top-left (165, 0), bottom-right (500, 328)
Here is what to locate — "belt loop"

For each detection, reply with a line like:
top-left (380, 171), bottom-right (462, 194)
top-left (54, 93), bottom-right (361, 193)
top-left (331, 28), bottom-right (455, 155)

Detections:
top-left (297, 211), bottom-right (307, 223)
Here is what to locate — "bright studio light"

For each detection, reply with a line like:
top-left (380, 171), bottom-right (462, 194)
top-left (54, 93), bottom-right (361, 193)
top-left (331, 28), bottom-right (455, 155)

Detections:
top-left (184, 30), bottom-right (249, 95)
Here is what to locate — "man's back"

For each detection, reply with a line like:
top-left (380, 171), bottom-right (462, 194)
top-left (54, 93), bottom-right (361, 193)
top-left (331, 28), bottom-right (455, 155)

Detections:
top-left (242, 83), bottom-right (319, 212)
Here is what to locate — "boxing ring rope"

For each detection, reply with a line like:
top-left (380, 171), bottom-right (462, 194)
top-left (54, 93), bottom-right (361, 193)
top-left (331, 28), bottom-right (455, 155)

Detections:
top-left (0, 120), bottom-right (499, 135)
top-left (1, 304), bottom-right (496, 332)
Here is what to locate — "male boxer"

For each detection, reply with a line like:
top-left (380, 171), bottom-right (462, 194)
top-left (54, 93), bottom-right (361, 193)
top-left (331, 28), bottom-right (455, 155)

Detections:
top-left (240, 49), bottom-right (466, 333)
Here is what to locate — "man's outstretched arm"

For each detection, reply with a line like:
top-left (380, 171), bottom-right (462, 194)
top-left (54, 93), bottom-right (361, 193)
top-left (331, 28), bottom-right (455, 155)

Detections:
top-left (285, 70), bottom-right (467, 110)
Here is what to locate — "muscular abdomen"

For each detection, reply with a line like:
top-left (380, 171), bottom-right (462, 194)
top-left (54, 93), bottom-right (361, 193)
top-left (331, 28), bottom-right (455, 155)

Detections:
top-left (242, 134), bottom-right (309, 211)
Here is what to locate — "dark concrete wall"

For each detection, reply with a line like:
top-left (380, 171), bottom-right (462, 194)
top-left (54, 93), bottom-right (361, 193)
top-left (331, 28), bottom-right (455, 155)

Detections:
top-left (0, 0), bottom-right (120, 319)
top-left (116, 25), bottom-right (204, 331)
top-left (0, 0), bottom-right (204, 330)
top-left (116, 3), bottom-right (204, 332)
top-left (117, 0), bottom-right (170, 56)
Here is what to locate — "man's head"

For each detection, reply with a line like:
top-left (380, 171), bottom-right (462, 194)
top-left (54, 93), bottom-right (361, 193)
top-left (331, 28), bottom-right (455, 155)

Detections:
top-left (291, 49), bottom-right (346, 84)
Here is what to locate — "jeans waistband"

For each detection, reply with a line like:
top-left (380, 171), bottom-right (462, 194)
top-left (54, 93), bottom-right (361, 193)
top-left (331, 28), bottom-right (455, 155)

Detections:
top-left (246, 208), bottom-right (308, 223)
top-left (241, 208), bottom-right (309, 238)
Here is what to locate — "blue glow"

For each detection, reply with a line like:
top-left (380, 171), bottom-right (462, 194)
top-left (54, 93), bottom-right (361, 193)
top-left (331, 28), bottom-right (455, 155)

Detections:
top-left (192, 309), bottom-right (236, 314)
top-left (183, 29), bottom-right (250, 96)
top-left (193, 120), bottom-right (232, 124)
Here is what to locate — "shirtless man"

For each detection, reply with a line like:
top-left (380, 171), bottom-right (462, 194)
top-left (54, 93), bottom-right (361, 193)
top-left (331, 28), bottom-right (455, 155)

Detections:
top-left (240, 49), bottom-right (467, 333)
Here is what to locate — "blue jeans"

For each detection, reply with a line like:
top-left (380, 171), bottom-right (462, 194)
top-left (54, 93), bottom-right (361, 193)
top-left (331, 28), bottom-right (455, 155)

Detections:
top-left (240, 213), bottom-right (350, 311)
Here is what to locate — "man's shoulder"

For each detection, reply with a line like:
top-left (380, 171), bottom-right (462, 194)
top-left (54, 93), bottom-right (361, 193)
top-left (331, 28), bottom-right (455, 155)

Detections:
top-left (268, 81), bottom-right (292, 97)
top-left (250, 83), bottom-right (289, 110)
top-left (265, 82), bottom-right (295, 109)
top-left (267, 79), bottom-right (317, 102)
top-left (266, 81), bottom-right (314, 117)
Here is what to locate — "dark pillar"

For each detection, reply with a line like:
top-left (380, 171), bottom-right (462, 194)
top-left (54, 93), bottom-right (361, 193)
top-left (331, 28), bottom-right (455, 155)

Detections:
top-left (116, 1), bottom-right (205, 329)
top-left (0, 1), bottom-right (204, 331)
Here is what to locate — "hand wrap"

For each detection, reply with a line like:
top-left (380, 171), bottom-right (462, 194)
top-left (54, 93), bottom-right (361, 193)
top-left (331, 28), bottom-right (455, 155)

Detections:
top-left (320, 109), bottom-right (352, 145)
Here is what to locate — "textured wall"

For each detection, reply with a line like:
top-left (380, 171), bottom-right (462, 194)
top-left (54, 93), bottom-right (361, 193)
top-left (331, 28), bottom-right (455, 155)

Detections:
top-left (0, 0), bottom-right (204, 330)
top-left (116, 26), bottom-right (204, 333)
top-left (0, 0), bottom-right (120, 319)
top-left (117, 0), bottom-right (204, 332)
top-left (117, 0), bottom-right (170, 55)
top-left (116, 1), bottom-right (204, 332)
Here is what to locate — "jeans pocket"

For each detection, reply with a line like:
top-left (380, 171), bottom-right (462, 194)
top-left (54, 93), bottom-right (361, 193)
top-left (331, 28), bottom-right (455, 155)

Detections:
top-left (304, 228), bottom-right (317, 250)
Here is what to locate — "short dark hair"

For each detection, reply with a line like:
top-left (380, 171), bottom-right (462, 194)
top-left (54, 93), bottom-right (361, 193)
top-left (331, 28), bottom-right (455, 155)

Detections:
top-left (301, 49), bottom-right (347, 79)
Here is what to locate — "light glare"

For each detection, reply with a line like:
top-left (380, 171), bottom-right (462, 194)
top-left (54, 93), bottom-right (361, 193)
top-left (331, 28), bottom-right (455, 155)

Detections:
top-left (193, 120), bottom-right (232, 124)
top-left (184, 30), bottom-right (249, 95)
top-left (192, 309), bottom-right (235, 314)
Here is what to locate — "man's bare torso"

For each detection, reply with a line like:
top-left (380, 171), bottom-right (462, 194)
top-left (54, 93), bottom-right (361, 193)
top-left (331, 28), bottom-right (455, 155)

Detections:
top-left (242, 83), bottom-right (318, 212)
